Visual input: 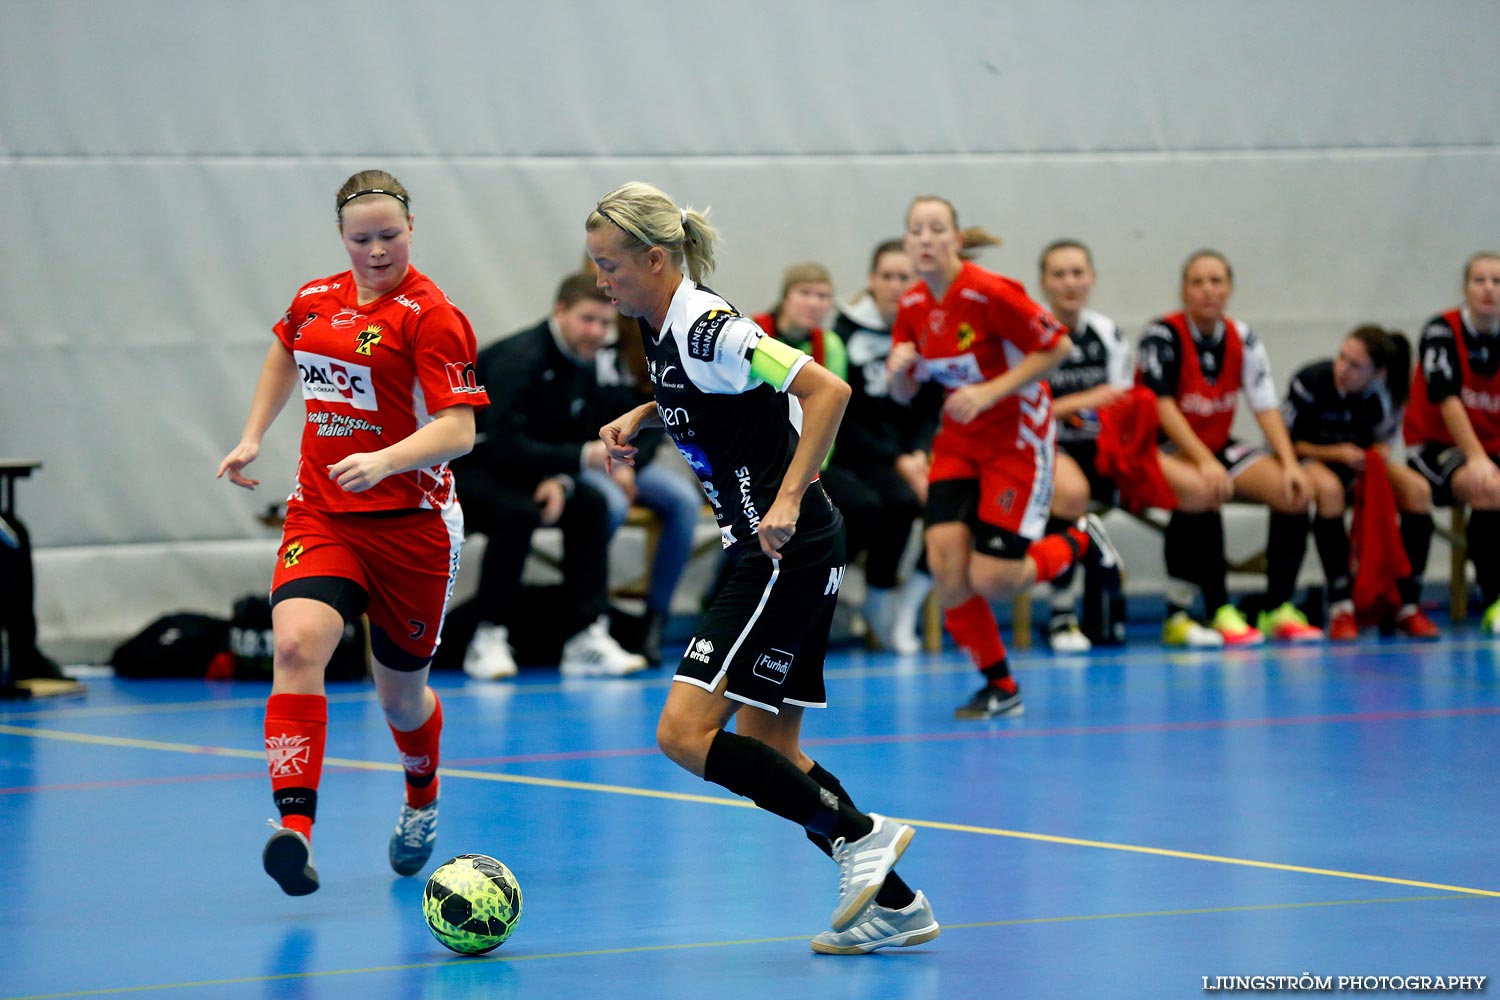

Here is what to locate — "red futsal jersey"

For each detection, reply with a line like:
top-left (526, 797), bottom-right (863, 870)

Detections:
top-left (891, 260), bottom-right (1065, 452)
top-left (273, 267), bottom-right (489, 512)
top-left (1159, 311), bottom-right (1242, 452)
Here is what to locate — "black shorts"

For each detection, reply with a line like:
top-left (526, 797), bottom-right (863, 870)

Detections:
top-left (1300, 456), bottom-right (1361, 494)
top-left (1161, 437), bottom-right (1269, 479)
top-left (1408, 443), bottom-right (1482, 507)
top-left (674, 526), bottom-right (845, 714)
top-left (925, 479), bottom-right (1032, 560)
top-left (1057, 439), bottom-right (1120, 506)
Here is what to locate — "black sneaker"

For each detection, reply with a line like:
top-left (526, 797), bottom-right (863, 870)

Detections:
top-left (263, 822), bottom-right (320, 896)
top-left (954, 683), bottom-right (1024, 719)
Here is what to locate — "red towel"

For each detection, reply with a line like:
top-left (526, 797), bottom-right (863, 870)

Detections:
top-left (1095, 386), bottom-right (1178, 512)
top-left (1350, 450), bottom-right (1410, 624)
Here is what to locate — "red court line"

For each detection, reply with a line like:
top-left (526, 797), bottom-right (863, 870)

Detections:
top-left (801, 704), bottom-right (1500, 747)
top-left (447, 746), bottom-right (661, 766)
top-left (0, 770), bottom-right (265, 796)
top-left (10, 705), bottom-right (1498, 793)
top-left (446, 704), bottom-right (1500, 766)
top-left (0, 763), bottom-right (380, 796)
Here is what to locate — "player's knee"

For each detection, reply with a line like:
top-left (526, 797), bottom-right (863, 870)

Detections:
top-left (1270, 495), bottom-right (1310, 516)
top-left (1051, 485), bottom-right (1088, 521)
top-left (655, 710), bottom-right (711, 774)
top-left (1173, 480), bottom-right (1218, 513)
top-left (1403, 478), bottom-right (1433, 513)
top-left (1314, 483), bottom-right (1346, 517)
top-left (971, 558), bottom-right (1027, 599)
top-left (273, 627), bottom-right (329, 674)
top-left (375, 682), bottom-right (425, 723)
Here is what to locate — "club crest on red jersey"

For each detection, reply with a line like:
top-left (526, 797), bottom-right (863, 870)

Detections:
top-left (355, 325), bottom-right (383, 356)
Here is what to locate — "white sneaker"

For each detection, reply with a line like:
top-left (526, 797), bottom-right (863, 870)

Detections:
top-left (830, 813), bottom-right (914, 931)
top-left (464, 623), bottom-right (518, 680)
top-left (866, 587), bottom-right (921, 655)
top-left (560, 617), bottom-right (648, 677)
top-left (885, 573), bottom-right (930, 655)
top-left (811, 890), bottom-right (940, 955)
top-left (1048, 615), bottom-right (1092, 653)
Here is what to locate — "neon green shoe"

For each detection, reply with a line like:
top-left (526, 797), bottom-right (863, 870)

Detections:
top-left (1162, 611), bottom-right (1223, 648)
top-left (1481, 598), bottom-right (1500, 635)
top-left (1256, 602), bottom-right (1324, 643)
top-left (1211, 605), bottom-right (1265, 647)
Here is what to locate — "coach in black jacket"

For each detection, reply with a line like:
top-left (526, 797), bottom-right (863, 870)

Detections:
top-left (442, 273), bottom-right (651, 679)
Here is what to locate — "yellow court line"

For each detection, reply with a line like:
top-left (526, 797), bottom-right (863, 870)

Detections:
top-left (0, 894), bottom-right (1479, 1000)
top-left (905, 817), bottom-right (1500, 898)
top-left (3, 723), bottom-right (1498, 897)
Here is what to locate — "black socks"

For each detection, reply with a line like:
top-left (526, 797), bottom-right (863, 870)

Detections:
top-left (1166, 511), bottom-right (1229, 613)
top-left (703, 730), bottom-right (872, 843)
top-left (807, 761), bottom-right (916, 910)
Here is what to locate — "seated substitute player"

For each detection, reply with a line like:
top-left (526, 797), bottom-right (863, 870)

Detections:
top-left (1137, 249), bottom-right (1313, 647)
top-left (1405, 250), bottom-right (1500, 632)
top-left (449, 272), bottom-right (650, 678)
top-left (1283, 325), bottom-right (1439, 639)
top-left (1036, 239), bottom-right (1131, 652)
top-left (829, 239), bottom-right (938, 654)
top-left (756, 260), bottom-right (916, 649)
top-left (589, 181), bottom-right (937, 955)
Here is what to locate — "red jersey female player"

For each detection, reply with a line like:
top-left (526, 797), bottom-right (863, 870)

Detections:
top-left (217, 170), bottom-right (489, 896)
top-left (888, 196), bottom-right (1111, 719)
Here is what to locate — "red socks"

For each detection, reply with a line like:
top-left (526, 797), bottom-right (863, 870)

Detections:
top-left (390, 691), bottom-right (443, 808)
top-left (264, 692), bottom-right (327, 839)
top-left (1029, 527), bottom-right (1089, 584)
top-left (943, 595), bottom-right (1008, 673)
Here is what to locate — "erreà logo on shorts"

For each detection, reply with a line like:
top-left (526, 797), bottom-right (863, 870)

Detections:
top-left (687, 637), bottom-right (715, 664)
top-left (295, 351), bottom-right (378, 410)
top-left (752, 648), bottom-right (794, 685)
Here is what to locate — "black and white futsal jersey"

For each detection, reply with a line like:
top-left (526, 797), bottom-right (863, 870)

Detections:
top-left (640, 278), bottom-right (841, 553)
top-left (1282, 359), bottom-right (1399, 450)
top-left (1047, 308), bottom-right (1133, 442)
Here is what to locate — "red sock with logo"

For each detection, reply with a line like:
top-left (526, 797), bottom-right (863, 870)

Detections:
top-left (264, 692), bottom-right (327, 840)
top-left (1029, 528), bottom-right (1089, 584)
top-left (943, 595), bottom-right (1008, 674)
top-left (390, 690), bottom-right (442, 809)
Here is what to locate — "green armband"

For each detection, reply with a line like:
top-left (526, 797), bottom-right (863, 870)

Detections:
top-left (750, 335), bottom-right (808, 390)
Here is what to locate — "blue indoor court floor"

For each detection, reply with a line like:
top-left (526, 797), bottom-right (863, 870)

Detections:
top-left (2, 630), bottom-right (1498, 1000)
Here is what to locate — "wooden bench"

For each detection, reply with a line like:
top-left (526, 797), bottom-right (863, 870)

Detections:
top-left (1438, 506), bottom-right (1469, 621)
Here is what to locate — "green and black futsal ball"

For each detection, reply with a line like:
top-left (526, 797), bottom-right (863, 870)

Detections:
top-left (422, 854), bottom-right (523, 954)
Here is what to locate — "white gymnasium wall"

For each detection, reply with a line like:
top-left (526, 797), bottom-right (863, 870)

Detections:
top-left (2, 0), bottom-right (1497, 648)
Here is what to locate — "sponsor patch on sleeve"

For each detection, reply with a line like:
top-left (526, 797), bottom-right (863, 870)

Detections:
top-left (687, 309), bottom-right (736, 361)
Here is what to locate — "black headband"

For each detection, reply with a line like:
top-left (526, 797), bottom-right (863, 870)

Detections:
top-left (338, 187), bottom-right (410, 213)
top-left (596, 204), bottom-right (691, 246)
top-left (596, 204), bottom-right (646, 246)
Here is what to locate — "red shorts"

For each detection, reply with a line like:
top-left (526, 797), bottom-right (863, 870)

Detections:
top-left (272, 502), bottom-right (465, 662)
top-left (928, 426), bottom-right (1055, 540)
